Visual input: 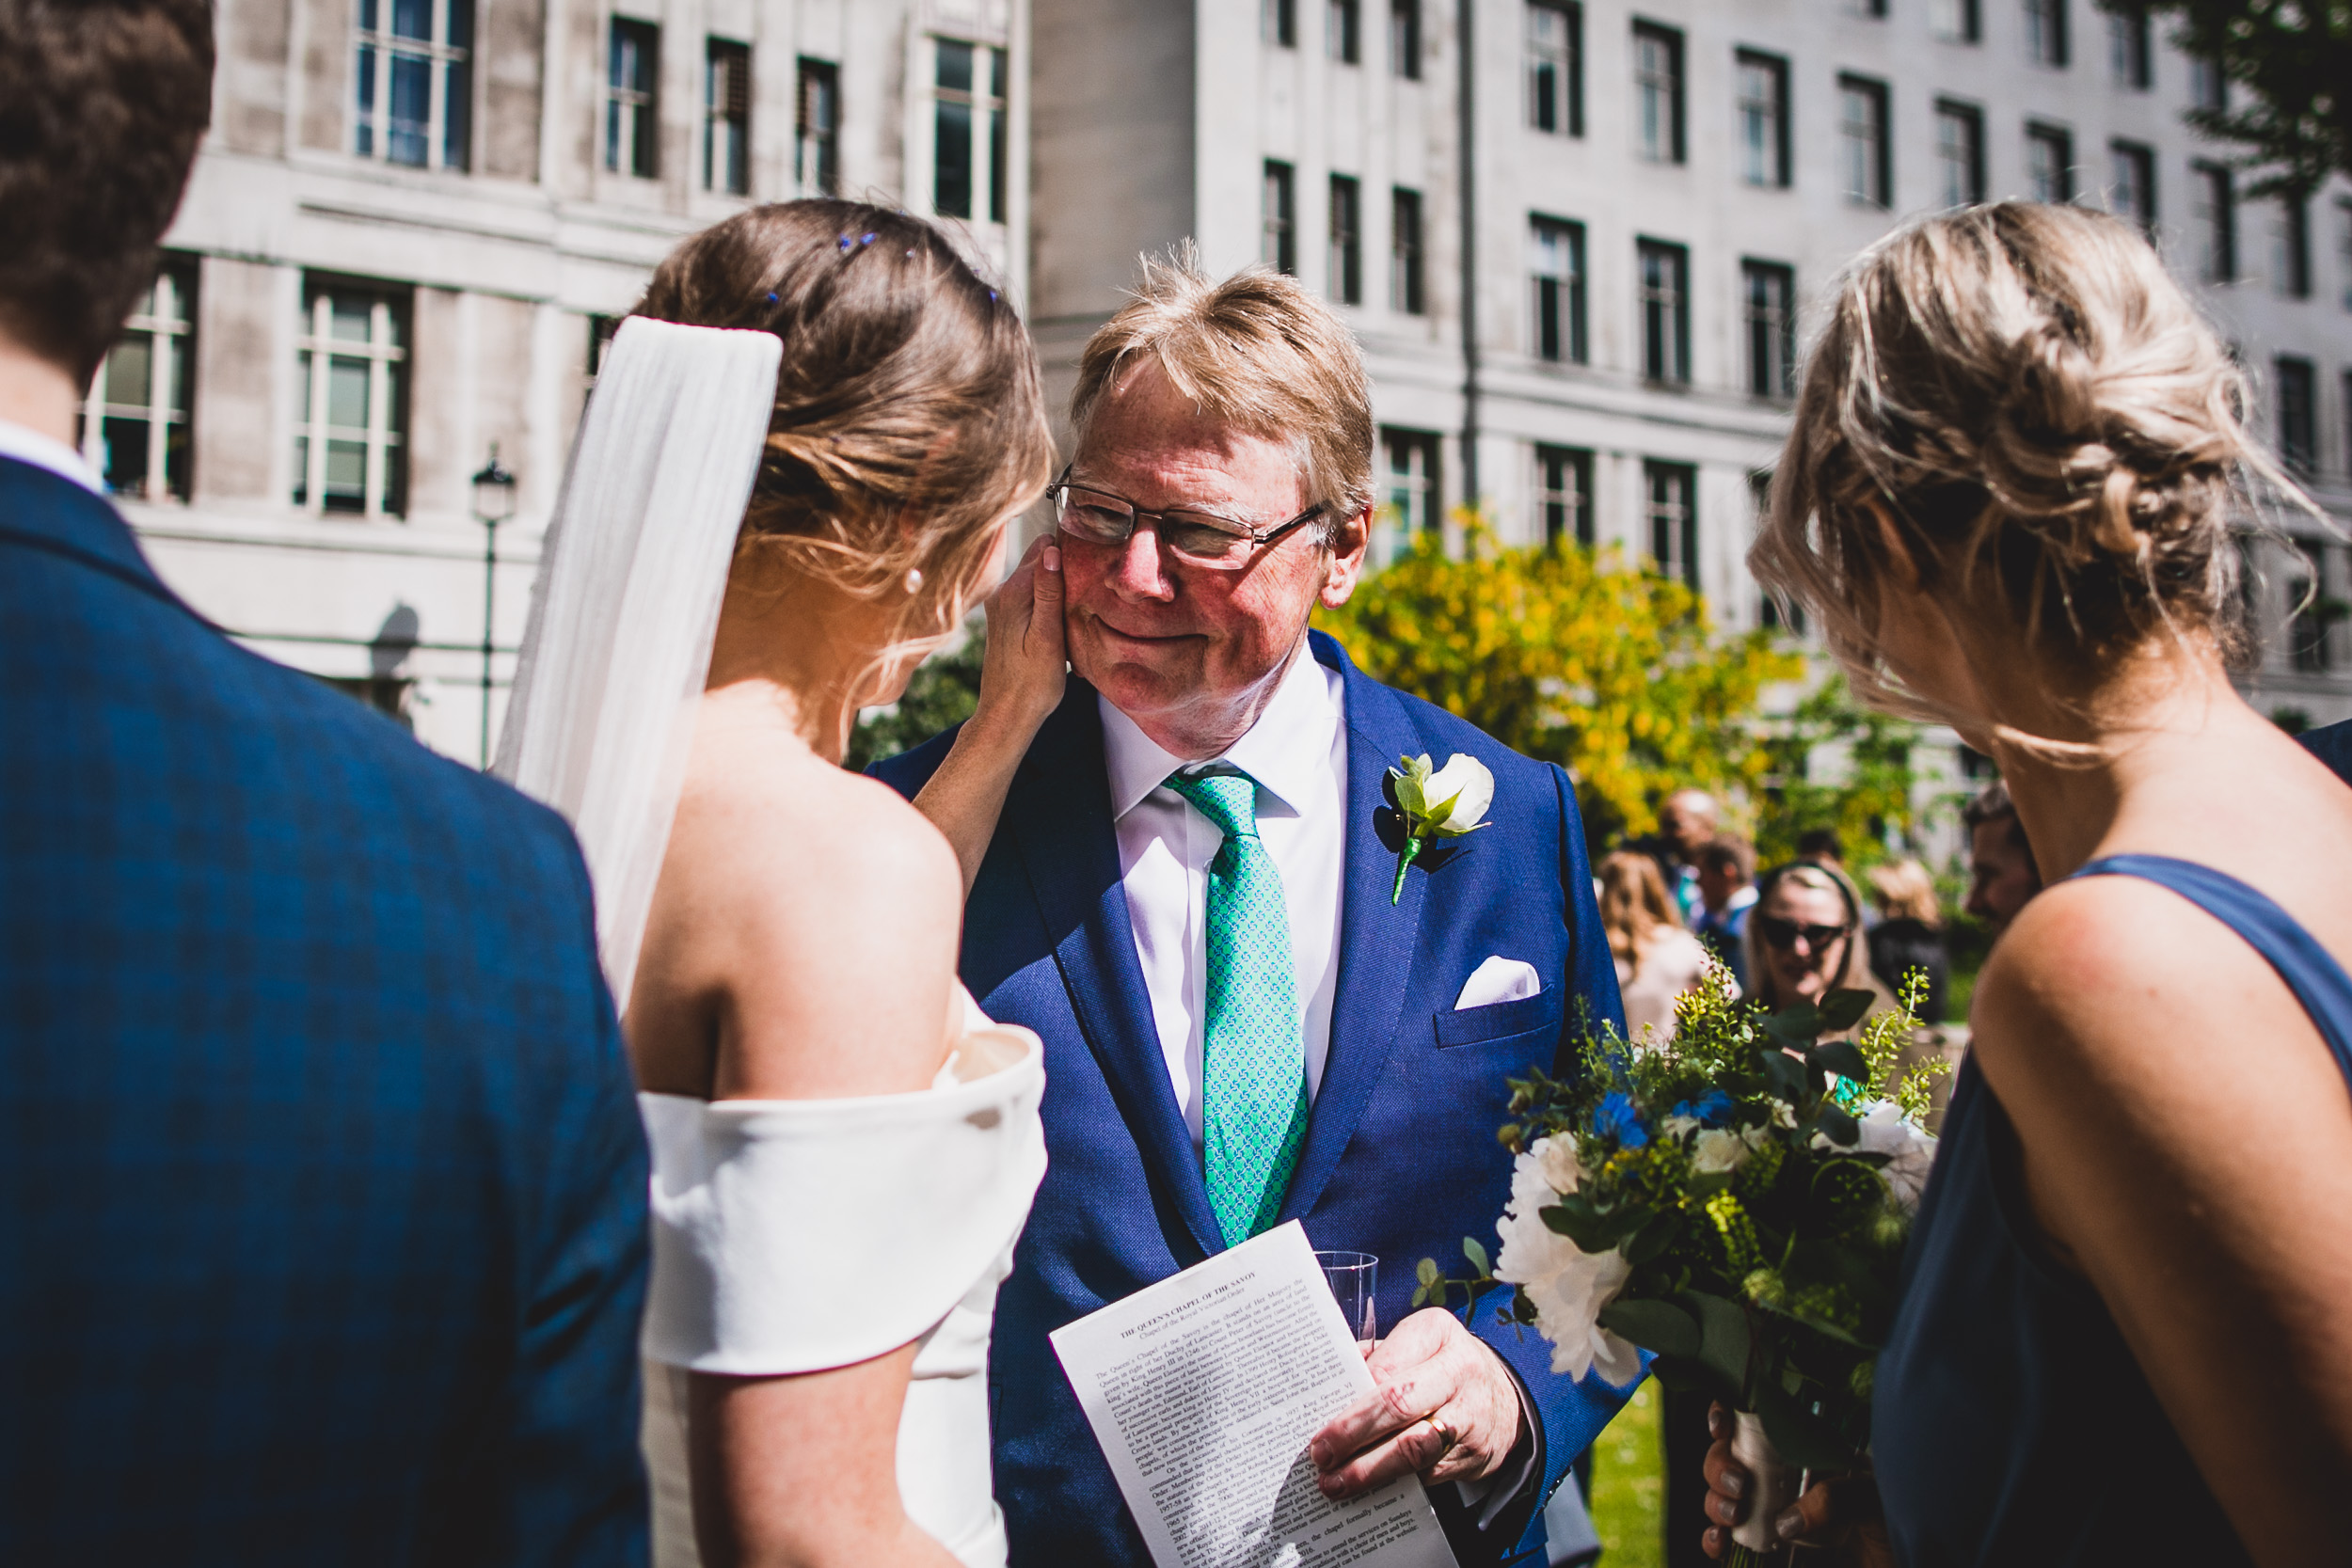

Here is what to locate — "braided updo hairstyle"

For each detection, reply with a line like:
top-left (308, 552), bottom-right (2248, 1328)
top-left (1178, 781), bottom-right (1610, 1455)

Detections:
top-left (1752, 202), bottom-right (2301, 719)
top-left (633, 199), bottom-right (1055, 642)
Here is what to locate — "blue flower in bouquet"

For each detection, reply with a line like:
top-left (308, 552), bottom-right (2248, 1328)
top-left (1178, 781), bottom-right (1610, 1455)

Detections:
top-left (1668, 1090), bottom-right (1734, 1129)
top-left (1589, 1092), bottom-right (1649, 1148)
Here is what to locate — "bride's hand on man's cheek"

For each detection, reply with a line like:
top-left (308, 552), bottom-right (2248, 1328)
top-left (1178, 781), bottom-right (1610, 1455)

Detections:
top-left (974, 534), bottom-right (1067, 737)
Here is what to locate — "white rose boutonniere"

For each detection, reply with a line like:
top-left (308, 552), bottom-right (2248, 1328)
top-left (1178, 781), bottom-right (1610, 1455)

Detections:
top-left (1386, 752), bottom-right (1495, 904)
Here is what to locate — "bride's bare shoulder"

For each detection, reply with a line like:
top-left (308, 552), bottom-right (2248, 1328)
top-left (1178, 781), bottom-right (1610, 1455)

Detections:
top-left (670, 736), bottom-right (958, 912)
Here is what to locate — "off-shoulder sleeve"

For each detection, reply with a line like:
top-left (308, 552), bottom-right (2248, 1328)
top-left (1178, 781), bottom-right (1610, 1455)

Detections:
top-left (638, 1033), bottom-right (1046, 1375)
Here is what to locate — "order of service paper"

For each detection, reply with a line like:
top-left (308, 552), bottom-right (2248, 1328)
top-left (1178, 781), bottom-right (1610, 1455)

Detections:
top-left (1049, 1221), bottom-right (1460, 1568)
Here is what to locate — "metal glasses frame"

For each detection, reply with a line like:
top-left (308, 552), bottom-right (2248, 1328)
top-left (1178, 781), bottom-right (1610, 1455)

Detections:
top-left (1046, 465), bottom-right (1327, 564)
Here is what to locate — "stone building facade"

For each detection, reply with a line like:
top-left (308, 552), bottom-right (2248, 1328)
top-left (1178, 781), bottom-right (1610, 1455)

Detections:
top-left (112, 0), bottom-right (2352, 766)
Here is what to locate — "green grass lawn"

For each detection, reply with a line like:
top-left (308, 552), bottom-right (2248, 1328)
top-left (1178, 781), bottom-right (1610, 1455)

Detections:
top-left (1588, 1377), bottom-right (1665, 1568)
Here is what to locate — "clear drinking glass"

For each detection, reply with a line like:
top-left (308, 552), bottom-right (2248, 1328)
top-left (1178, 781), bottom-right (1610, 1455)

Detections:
top-left (1316, 1250), bottom-right (1379, 1347)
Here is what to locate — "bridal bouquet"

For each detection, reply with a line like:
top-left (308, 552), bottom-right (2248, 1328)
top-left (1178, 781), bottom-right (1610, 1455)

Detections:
top-left (1418, 966), bottom-right (1942, 1517)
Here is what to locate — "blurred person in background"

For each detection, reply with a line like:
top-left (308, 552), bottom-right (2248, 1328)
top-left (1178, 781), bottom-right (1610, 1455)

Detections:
top-left (1962, 780), bottom-right (2042, 938)
top-left (1692, 836), bottom-right (1757, 992)
top-left (1642, 788), bottom-right (1721, 923)
top-left (1599, 851), bottom-right (1714, 1041)
top-left (1867, 859), bottom-right (1950, 1023)
top-left (1796, 827), bottom-right (1849, 873)
top-left (1744, 860), bottom-right (1894, 1018)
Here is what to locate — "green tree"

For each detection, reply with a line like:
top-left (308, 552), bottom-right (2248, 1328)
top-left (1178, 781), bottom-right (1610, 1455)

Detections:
top-left (2115, 0), bottom-right (2351, 196)
top-left (1754, 674), bottom-right (1922, 877)
top-left (1314, 522), bottom-right (1802, 847)
top-left (843, 617), bottom-right (987, 771)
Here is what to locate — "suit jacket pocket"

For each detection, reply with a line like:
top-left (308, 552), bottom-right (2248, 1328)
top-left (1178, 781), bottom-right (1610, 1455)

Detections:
top-left (1433, 989), bottom-right (1561, 1049)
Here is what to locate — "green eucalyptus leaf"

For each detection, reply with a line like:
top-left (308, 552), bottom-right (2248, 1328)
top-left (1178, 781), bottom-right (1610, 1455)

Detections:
top-left (1417, 1257), bottom-right (1442, 1286)
top-left (1462, 1236), bottom-right (1491, 1276)
top-left (1623, 1207), bottom-right (1681, 1266)
top-left (1764, 1002), bottom-right (1825, 1042)
top-left (1411, 1284), bottom-right (1431, 1307)
top-left (1811, 1039), bottom-right (1869, 1084)
top-left (1817, 989), bottom-right (1877, 1032)
top-left (1812, 1104), bottom-right (1861, 1148)
top-left (1597, 1295), bottom-right (1701, 1358)
top-left (1759, 1051), bottom-right (1809, 1104)
top-left (1679, 1291), bottom-right (1752, 1403)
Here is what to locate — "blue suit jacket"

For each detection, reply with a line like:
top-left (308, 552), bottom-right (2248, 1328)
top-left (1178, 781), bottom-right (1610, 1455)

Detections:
top-left (0, 457), bottom-right (651, 1566)
top-left (874, 630), bottom-right (1632, 1567)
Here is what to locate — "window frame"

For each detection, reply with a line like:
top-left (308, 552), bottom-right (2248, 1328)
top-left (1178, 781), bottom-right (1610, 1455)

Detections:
top-left (1330, 174), bottom-right (1363, 305)
top-left (704, 38), bottom-right (751, 197)
top-left (1932, 0), bottom-right (1981, 43)
top-left (1838, 74), bottom-right (1892, 210)
top-left (929, 37), bottom-right (1009, 225)
top-left (1741, 258), bottom-right (1796, 400)
top-left (2277, 356), bottom-right (2317, 474)
top-left (1382, 427), bottom-right (1442, 539)
top-left (2107, 7), bottom-right (2152, 89)
top-left (1527, 1), bottom-right (1583, 136)
top-left (796, 57), bottom-right (840, 197)
top-left (79, 254), bottom-right (199, 504)
top-left (2022, 0), bottom-right (2070, 69)
top-left (1934, 99), bottom-right (1986, 207)
top-left (2193, 160), bottom-right (2236, 283)
top-left (1735, 49), bottom-right (1790, 189)
top-left (606, 17), bottom-right (660, 179)
top-left (1328, 0), bottom-right (1360, 63)
top-left (1265, 0), bottom-right (1297, 48)
top-left (2273, 192), bottom-right (2312, 299)
top-left (2109, 139), bottom-right (2156, 234)
top-left (1530, 214), bottom-right (1588, 364)
top-left (293, 277), bottom-right (411, 520)
top-left (1391, 0), bottom-right (1422, 80)
top-left (2026, 121), bottom-right (2075, 204)
top-left (1534, 443), bottom-right (1595, 548)
top-left (1391, 186), bottom-right (1425, 315)
top-left (353, 0), bottom-right (475, 172)
top-left (1637, 237), bottom-right (1691, 387)
top-left (1632, 21), bottom-right (1686, 166)
top-left (1263, 161), bottom-right (1297, 276)
top-left (1645, 459), bottom-right (1699, 590)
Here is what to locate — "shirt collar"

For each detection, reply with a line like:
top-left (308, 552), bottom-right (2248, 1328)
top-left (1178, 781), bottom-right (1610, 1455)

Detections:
top-left (1099, 641), bottom-right (1341, 821)
top-left (0, 418), bottom-right (103, 497)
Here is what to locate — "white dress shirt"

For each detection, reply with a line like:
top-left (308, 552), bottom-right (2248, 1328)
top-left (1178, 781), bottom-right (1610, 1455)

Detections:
top-left (0, 418), bottom-right (102, 495)
top-left (1099, 644), bottom-right (1349, 1148)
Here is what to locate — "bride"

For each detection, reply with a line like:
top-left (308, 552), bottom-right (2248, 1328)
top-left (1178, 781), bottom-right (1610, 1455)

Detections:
top-left (497, 200), bottom-right (1058, 1567)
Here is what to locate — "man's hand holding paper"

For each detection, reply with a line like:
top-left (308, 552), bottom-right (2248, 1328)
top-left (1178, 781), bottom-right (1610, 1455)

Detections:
top-left (1310, 1309), bottom-right (1526, 1497)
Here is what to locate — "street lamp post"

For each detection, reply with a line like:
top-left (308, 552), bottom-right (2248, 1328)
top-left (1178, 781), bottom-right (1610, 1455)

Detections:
top-left (471, 445), bottom-right (517, 768)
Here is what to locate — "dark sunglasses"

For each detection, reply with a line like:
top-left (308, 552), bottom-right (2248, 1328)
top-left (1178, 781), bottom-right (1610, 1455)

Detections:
top-left (1755, 914), bottom-right (1848, 953)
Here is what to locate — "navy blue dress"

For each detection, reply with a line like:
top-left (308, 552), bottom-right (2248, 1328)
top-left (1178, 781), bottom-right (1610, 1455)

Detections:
top-left (1873, 854), bottom-right (2352, 1567)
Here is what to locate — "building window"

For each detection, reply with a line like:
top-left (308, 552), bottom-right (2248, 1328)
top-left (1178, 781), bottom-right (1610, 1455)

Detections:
top-left (1935, 100), bottom-right (1985, 206)
top-left (1530, 215), bottom-right (1587, 363)
top-left (1528, 2), bottom-right (1581, 135)
top-left (2026, 123), bottom-right (2074, 203)
top-left (1933, 0), bottom-right (1981, 42)
top-left (1736, 51), bottom-right (1790, 188)
top-left (1839, 76), bottom-right (1890, 209)
top-left (354, 0), bottom-right (473, 170)
top-left (1383, 428), bottom-right (1440, 537)
top-left (79, 256), bottom-right (196, 503)
top-left (606, 18), bottom-right (659, 177)
top-left (1742, 260), bottom-right (1796, 400)
top-left (1638, 238), bottom-right (1690, 387)
top-left (1391, 187), bottom-right (1425, 314)
top-left (2109, 140), bottom-right (2155, 233)
top-left (2107, 7), bottom-right (2151, 88)
top-left (933, 40), bottom-right (1008, 224)
top-left (2188, 55), bottom-right (2226, 114)
top-left (1534, 444), bottom-right (1594, 548)
top-left (2288, 545), bottom-right (2339, 673)
top-left (2194, 161), bottom-right (2236, 283)
top-left (1329, 0), bottom-right (1360, 62)
top-left (797, 59), bottom-right (839, 196)
top-left (294, 278), bottom-right (408, 518)
top-left (1263, 161), bottom-right (1296, 275)
top-left (2340, 203), bottom-right (2352, 311)
top-left (584, 313), bottom-right (622, 403)
top-left (1632, 22), bottom-right (1685, 165)
top-left (2023, 0), bottom-right (2068, 68)
top-left (2272, 195), bottom-right (2311, 299)
top-left (1264, 0), bottom-right (1296, 46)
top-left (1391, 0), bottom-right (1421, 79)
top-left (1645, 461), bottom-right (1698, 590)
top-left (1852, 0), bottom-right (1888, 17)
top-left (1330, 175), bottom-right (1362, 305)
top-left (705, 40), bottom-right (750, 196)
top-left (2278, 356), bottom-right (2316, 473)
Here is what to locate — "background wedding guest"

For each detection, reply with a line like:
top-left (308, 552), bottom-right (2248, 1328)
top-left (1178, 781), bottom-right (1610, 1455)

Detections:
top-left (1961, 780), bottom-right (2042, 937)
top-left (1599, 851), bottom-right (1715, 1040)
top-left (1795, 827), bottom-right (1849, 874)
top-left (1866, 859), bottom-right (1950, 1023)
top-left (1742, 861), bottom-right (1892, 1018)
top-left (1692, 836), bottom-right (1757, 992)
top-left (1637, 788), bottom-right (1721, 923)
top-left (1708, 201), bottom-right (2352, 1566)
top-left (0, 4), bottom-right (651, 1562)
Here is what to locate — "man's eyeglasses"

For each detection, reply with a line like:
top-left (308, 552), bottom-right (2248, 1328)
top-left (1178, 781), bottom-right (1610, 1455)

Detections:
top-left (1754, 915), bottom-right (1849, 954)
top-left (1047, 467), bottom-right (1326, 568)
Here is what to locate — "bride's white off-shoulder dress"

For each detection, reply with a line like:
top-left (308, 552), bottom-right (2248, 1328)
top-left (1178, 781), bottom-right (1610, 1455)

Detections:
top-left (637, 997), bottom-right (1047, 1568)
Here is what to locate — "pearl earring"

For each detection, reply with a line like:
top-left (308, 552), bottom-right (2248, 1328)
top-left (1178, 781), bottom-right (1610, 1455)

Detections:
top-left (904, 567), bottom-right (925, 594)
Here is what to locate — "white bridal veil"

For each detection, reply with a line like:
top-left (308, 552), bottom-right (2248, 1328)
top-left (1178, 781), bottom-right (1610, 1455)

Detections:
top-left (494, 316), bottom-right (784, 1006)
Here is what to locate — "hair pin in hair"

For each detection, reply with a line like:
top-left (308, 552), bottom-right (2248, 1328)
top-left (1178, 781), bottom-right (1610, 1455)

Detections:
top-left (860, 231), bottom-right (876, 245)
top-left (764, 292), bottom-right (778, 304)
top-left (990, 291), bottom-right (999, 302)
top-left (837, 235), bottom-right (853, 252)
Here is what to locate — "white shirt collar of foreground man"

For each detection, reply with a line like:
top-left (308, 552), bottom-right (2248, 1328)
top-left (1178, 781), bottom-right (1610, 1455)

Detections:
top-left (1098, 641), bottom-right (1350, 1148)
top-left (0, 417), bottom-right (102, 496)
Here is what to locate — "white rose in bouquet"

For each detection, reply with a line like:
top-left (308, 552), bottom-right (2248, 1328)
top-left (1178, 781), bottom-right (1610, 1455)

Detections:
top-left (1854, 1100), bottom-right (1937, 1210)
top-left (1492, 1139), bottom-right (1643, 1385)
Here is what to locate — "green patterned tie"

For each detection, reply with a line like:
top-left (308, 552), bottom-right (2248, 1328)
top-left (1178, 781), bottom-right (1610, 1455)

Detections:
top-left (1165, 768), bottom-right (1311, 1247)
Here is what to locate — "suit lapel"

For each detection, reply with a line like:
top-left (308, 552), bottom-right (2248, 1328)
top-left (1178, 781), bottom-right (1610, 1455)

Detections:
top-left (1009, 685), bottom-right (1227, 1260)
top-left (1279, 635), bottom-right (1430, 1226)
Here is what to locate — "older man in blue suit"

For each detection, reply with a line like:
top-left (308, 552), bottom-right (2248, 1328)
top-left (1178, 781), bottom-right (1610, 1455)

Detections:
top-left (877, 256), bottom-right (1632, 1566)
top-left (0, 6), bottom-right (648, 1563)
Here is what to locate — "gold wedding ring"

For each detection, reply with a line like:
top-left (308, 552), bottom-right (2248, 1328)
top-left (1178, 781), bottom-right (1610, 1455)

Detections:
top-left (1421, 1415), bottom-right (1459, 1455)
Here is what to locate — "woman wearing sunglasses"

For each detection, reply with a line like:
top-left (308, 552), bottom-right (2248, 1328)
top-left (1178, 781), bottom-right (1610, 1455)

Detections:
top-left (1742, 860), bottom-right (1892, 1020)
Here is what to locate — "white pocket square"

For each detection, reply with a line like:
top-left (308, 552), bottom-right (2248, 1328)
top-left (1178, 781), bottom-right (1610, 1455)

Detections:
top-left (1455, 955), bottom-right (1541, 1010)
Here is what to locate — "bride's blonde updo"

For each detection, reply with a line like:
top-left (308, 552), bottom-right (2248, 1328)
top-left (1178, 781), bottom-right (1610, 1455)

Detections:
top-left (1753, 201), bottom-right (2299, 714)
top-left (633, 199), bottom-right (1055, 639)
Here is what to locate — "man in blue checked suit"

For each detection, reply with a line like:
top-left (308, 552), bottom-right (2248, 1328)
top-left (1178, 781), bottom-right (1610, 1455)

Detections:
top-left (878, 256), bottom-right (1634, 1567)
top-left (0, 6), bottom-right (649, 1563)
